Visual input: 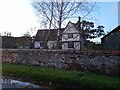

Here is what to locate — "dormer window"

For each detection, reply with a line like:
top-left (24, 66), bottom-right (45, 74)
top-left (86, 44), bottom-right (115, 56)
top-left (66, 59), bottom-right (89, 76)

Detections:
top-left (68, 33), bottom-right (73, 38)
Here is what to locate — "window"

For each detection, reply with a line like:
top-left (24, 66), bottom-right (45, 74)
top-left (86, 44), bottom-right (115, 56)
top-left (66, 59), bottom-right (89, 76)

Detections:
top-left (68, 33), bottom-right (73, 38)
top-left (40, 43), bottom-right (44, 47)
top-left (68, 41), bottom-right (74, 48)
top-left (34, 42), bottom-right (40, 48)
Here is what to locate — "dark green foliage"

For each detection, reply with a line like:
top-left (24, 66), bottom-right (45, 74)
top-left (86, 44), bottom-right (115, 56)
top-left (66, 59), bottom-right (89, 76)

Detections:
top-left (86, 40), bottom-right (102, 50)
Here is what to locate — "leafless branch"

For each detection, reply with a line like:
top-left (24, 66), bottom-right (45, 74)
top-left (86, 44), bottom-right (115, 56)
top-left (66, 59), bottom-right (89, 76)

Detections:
top-left (82, 2), bottom-right (96, 19)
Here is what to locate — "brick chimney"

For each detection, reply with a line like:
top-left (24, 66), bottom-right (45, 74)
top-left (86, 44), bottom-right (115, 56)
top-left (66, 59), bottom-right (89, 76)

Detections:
top-left (78, 16), bottom-right (81, 23)
top-left (78, 16), bottom-right (81, 30)
top-left (77, 16), bottom-right (84, 35)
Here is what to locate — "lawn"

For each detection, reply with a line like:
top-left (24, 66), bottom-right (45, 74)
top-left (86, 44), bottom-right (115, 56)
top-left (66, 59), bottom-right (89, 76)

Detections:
top-left (2, 63), bottom-right (120, 89)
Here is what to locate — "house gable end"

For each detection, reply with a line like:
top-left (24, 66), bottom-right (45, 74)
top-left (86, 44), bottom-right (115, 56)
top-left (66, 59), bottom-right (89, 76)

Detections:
top-left (63, 21), bottom-right (79, 34)
top-left (101, 25), bottom-right (120, 40)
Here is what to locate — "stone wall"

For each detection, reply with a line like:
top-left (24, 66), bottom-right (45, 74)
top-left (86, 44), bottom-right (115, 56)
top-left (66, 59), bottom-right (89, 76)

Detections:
top-left (2, 49), bottom-right (120, 76)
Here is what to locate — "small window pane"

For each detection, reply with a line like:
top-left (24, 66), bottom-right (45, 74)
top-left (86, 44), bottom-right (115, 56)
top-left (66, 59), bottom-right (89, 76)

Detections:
top-left (68, 33), bottom-right (73, 38)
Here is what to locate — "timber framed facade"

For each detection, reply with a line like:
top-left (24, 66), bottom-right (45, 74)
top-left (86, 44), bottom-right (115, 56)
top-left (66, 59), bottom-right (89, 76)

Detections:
top-left (61, 21), bottom-right (85, 50)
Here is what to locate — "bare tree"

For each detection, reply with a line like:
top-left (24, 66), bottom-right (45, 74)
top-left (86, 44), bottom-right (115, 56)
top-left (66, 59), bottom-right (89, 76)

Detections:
top-left (32, 0), bottom-right (96, 48)
top-left (44, 2), bottom-right (54, 48)
top-left (23, 31), bottom-right (31, 37)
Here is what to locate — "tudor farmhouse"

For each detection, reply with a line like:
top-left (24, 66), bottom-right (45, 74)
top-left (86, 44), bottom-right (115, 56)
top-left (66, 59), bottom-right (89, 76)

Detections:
top-left (34, 17), bottom-right (85, 50)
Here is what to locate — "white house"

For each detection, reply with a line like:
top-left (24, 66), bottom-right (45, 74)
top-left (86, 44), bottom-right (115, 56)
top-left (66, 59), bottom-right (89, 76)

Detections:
top-left (61, 21), bottom-right (85, 50)
top-left (34, 29), bottom-right (64, 49)
top-left (34, 17), bottom-right (85, 50)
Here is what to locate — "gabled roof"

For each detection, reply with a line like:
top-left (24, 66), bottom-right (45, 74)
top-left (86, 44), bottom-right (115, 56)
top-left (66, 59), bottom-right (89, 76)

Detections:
top-left (62, 21), bottom-right (84, 35)
top-left (101, 25), bottom-right (120, 40)
top-left (34, 28), bottom-right (64, 41)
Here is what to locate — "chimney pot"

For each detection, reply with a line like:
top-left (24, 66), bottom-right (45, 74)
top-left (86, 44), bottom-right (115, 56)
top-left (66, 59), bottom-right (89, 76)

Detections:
top-left (78, 16), bottom-right (81, 22)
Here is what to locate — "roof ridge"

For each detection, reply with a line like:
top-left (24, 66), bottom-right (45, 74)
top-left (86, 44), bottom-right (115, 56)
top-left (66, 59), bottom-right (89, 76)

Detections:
top-left (101, 25), bottom-right (120, 39)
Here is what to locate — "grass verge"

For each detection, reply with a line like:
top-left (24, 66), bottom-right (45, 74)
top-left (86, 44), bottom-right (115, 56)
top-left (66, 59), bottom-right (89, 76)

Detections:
top-left (2, 63), bottom-right (120, 89)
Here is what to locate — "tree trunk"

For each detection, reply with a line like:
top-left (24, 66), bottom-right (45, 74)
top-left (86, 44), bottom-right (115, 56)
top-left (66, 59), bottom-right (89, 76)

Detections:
top-left (57, 2), bottom-right (64, 49)
top-left (44, 2), bottom-right (53, 49)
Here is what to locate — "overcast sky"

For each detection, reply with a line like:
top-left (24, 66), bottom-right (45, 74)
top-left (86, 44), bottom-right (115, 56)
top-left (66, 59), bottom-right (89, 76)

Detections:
top-left (0, 0), bottom-right (119, 42)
